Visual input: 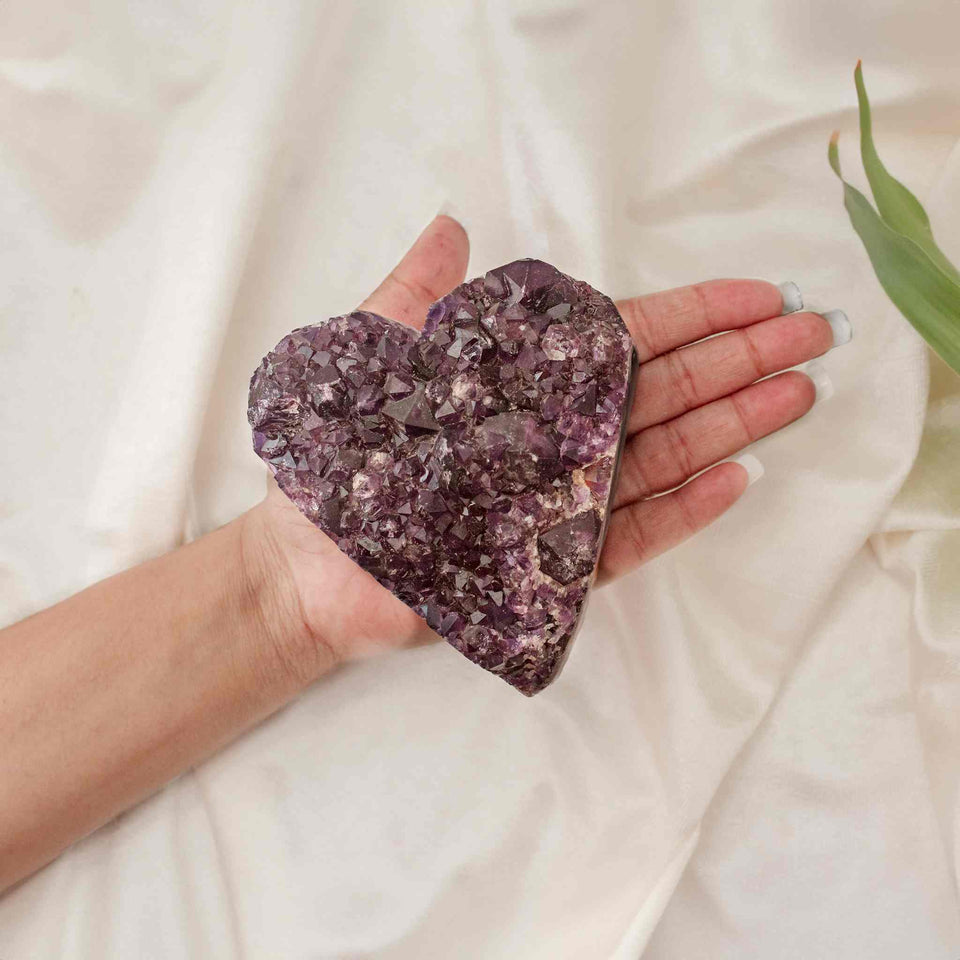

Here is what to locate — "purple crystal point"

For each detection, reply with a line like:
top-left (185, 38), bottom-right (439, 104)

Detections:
top-left (538, 512), bottom-right (601, 585)
top-left (248, 259), bottom-right (637, 695)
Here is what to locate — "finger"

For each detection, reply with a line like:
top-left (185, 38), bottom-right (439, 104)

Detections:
top-left (614, 371), bottom-right (814, 508)
top-left (598, 462), bottom-right (749, 583)
top-left (359, 214), bottom-right (470, 328)
top-left (628, 310), bottom-right (833, 433)
top-left (616, 279), bottom-right (791, 362)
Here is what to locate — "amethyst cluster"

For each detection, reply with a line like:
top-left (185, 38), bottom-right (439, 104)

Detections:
top-left (248, 259), bottom-right (637, 695)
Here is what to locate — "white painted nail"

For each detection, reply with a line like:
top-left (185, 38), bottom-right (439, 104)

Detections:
top-left (437, 201), bottom-right (469, 231)
top-left (806, 360), bottom-right (835, 404)
top-left (821, 308), bottom-right (853, 347)
top-left (731, 453), bottom-right (764, 486)
top-left (777, 281), bottom-right (803, 314)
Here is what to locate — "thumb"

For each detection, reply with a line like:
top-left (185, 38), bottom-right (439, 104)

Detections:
top-left (358, 214), bottom-right (470, 329)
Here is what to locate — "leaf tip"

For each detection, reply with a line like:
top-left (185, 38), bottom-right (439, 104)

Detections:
top-left (828, 132), bottom-right (842, 176)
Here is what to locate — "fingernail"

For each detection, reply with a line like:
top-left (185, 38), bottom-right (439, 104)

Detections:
top-left (777, 281), bottom-right (803, 314)
top-left (731, 453), bottom-right (764, 486)
top-left (820, 308), bottom-right (853, 347)
top-left (437, 201), bottom-right (468, 231)
top-left (806, 360), bottom-right (835, 404)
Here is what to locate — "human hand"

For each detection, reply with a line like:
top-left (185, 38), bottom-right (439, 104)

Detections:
top-left (243, 215), bottom-right (842, 678)
top-left (0, 216), bottom-right (846, 892)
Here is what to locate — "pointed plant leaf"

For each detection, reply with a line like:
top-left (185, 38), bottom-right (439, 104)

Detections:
top-left (855, 61), bottom-right (960, 284)
top-left (829, 134), bottom-right (960, 377)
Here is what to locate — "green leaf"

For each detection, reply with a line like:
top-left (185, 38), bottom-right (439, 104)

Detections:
top-left (828, 134), bottom-right (960, 376)
top-left (855, 60), bottom-right (960, 284)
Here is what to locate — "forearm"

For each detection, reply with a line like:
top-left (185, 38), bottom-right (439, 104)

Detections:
top-left (0, 508), bottom-right (325, 892)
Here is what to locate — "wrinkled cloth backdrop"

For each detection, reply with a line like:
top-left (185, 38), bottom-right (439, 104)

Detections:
top-left (1, 1), bottom-right (959, 957)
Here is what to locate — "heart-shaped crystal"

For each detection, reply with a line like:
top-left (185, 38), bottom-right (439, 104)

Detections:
top-left (248, 259), bottom-right (637, 695)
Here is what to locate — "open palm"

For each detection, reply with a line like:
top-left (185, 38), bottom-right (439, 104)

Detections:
top-left (251, 215), bottom-right (836, 665)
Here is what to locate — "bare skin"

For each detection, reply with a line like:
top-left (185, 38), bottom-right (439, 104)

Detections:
top-left (0, 215), bottom-right (835, 892)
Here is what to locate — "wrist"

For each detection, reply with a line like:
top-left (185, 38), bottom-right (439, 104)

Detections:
top-left (236, 502), bottom-right (339, 688)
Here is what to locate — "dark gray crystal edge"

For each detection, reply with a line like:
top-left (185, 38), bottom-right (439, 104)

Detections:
top-left (537, 346), bottom-right (639, 694)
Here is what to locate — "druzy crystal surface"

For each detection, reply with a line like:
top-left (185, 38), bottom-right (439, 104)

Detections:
top-left (248, 259), bottom-right (637, 695)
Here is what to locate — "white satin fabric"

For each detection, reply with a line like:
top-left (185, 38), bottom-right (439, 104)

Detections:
top-left (1, 1), bottom-right (958, 956)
